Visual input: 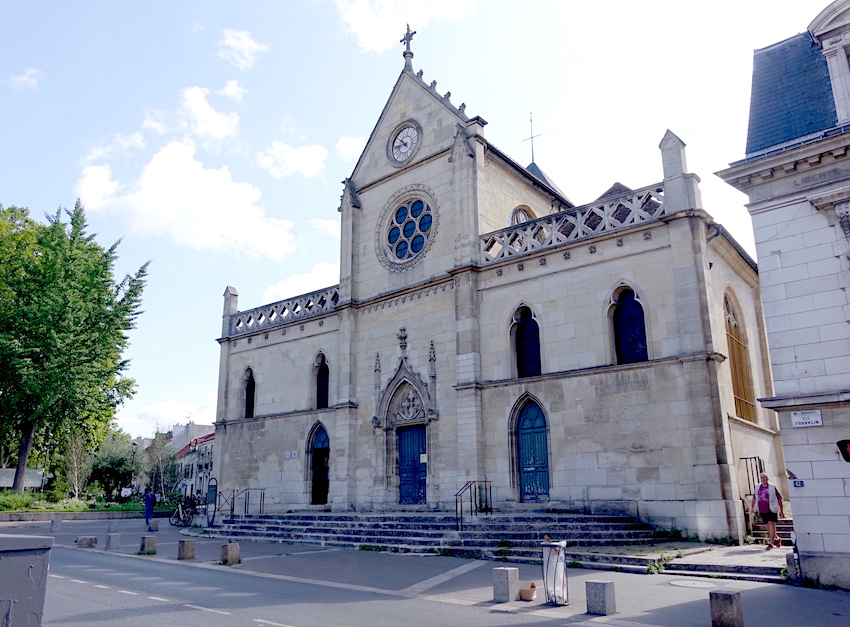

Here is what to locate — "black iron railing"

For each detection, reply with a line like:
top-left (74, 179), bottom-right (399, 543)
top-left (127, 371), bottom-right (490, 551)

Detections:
top-left (218, 488), bottom-right (265, 522)
top-left (455, 480), bottom-right (492, 530)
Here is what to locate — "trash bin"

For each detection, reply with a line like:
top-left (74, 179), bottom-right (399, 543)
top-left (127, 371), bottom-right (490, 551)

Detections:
top-left (541, 540), bottom-right (569, 605)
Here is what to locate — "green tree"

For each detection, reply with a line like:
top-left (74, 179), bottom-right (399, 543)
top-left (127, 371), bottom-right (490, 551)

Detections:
top-left (89, 427), bottom-right (135, 500)
top-left (143, 433), bottom-right (178, 500)
top-left (0, 201), bottom-right (148, 491)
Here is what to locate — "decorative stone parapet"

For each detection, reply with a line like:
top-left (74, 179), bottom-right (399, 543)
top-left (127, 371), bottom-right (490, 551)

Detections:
top-left (480, 183), bottom-right (666, 263)
top-left (226, 285), bottom-right (340, 338)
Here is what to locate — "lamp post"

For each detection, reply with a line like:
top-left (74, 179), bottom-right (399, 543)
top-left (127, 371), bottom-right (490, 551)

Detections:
top-left (131, 442), bottom-right (138, 490)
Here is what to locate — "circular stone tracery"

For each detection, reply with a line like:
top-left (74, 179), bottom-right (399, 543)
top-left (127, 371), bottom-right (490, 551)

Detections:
top-left (387, 199), bottom-right (433, 260)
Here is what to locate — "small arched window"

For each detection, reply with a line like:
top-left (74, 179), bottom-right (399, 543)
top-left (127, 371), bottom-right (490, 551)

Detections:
top-left (612, 288), bottom-right (648, 364)
top-left (514, 306), bottom-right (542, 378)
top-left (725, 294), bottom-right (756, 422)
top-left (316, 354), bottom-right (329, 410)
top-left (510, 206), bottom-right (535, 226)
top-left (244, 368), bottom-right (256, 419)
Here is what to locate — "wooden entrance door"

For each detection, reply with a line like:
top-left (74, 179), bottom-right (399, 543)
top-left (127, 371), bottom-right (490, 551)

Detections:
top-left (311, 427), bottom-right (330, 505)
top-left (517, 402), bottom-right (549, 502)
top-left (398, 425), bottom-right (426, 504)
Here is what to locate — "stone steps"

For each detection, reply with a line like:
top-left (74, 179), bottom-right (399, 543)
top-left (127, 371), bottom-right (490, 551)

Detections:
top-left (663, 561), bottom-right (785, 584)
top-left (751, 518), bottom-right (795, 547)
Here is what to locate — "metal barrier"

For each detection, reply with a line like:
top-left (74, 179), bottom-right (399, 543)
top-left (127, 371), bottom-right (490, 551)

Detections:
top-left (217, 488), bottom-right (265, 522)
top-left (455, 480), bottom-right (492, 530)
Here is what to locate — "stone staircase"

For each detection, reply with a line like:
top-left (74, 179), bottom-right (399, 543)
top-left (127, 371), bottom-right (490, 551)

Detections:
top-left (751, 517), bottom-right (795, 547)
top-left (661, 560), bottom-right (786, 584)
top-left (204, 511), bottom-right (656, 565)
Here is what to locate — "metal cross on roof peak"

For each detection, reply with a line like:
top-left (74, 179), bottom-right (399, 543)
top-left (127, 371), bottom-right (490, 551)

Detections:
top-left (523, 112), bottom-right (541, 164)
top-left (400, 24), bottom-right (416, 52)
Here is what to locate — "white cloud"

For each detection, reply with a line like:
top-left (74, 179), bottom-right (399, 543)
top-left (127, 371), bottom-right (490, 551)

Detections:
top-left (336, 135), bottom-right (366, 161)
top-left (115, 393), bottom-right (217, 439)
top-left (82, 132), bottom-right (145, 164)
top-left (142, 112), bottom-right (169, 135)
top-left (310, 219), bottom-right (340, 238)
top-left (6, 67), bottom-right (44, 90)
top-left (119, 141), bottom-right (296, 260)
top-left (279, 114), bottom-right (297, 134)
top-left (217, 79), bottom-right (247, 102)
top-left (181, 86), bottom-right (239, 140)
top-left (75, 164), bottom-right (120, 210)
top-left (257, 142), bottom-right (328, 178)
top-left (263, 260), bottom-right (341, 303)
top-left (334, 0), bottom-right (476, 52)
top-left (217, 29), bottom-right (270, 70)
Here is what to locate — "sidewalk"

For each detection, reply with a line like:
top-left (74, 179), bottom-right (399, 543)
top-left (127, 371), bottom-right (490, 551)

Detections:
top-left (2, 519), bottom-right (846, 627)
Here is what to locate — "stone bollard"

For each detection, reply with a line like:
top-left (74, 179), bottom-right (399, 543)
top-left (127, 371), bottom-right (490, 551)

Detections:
top-left (148, 520), bottom-right (160, 532)
top-left (586, 580), bottom-right (617, 616)
top-left (139, 536), bottom-right (157, 555)
top-left (76, 536), bottom-right (97, 548)
top-left (710, 589), bottom-right (744, 627)
top-left (178, 539), bottom-right (196, 560)
top-left (105, 534), bottom-right (120, 551)
top-left (107, 520), bottom-right (119, 533)
top-left (492, 566), bottom-right (519, 603)
top-left (49, 519), bottom-right (63, 533)
top-left (221, 542), bottom-right (241, 565)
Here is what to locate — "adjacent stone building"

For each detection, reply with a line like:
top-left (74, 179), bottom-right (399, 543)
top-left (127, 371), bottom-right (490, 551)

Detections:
top-left (718, 0), bottom-right (850, 588)
top-left (213, 33), bottom-right (781, 541)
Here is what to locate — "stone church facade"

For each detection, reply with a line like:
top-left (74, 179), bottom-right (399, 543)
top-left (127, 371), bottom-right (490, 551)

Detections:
top-left (213, 35), bottom-right (781, 541)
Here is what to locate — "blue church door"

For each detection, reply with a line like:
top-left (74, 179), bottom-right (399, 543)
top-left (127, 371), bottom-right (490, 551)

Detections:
top-left (518, 402), bottom-right (549, 502)
top-left (398, 426), bottom-right (426, 504)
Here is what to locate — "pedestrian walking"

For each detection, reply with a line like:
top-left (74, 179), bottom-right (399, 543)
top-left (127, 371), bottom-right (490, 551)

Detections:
top-left (751, 472), bottom-right (785, 549)
top-left (144, 487), bottom-right (157, 525)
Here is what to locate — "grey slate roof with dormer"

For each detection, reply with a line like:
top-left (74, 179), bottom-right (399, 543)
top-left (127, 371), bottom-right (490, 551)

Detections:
top-left (745, 32), bottom-right (837, 156)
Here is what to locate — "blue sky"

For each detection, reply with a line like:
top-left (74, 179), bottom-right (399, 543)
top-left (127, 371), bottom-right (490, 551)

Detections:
top-left (1, 1), bottom-right (821, 437)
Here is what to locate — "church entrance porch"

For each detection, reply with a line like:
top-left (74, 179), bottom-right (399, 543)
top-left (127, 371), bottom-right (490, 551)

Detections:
top-left (310, 426), bottom-right (330, 505)
top-left (398, 425), bottom-right (427, 504)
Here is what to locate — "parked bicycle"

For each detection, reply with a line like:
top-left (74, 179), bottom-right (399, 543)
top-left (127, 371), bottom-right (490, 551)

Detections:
top-left (168, 501), bottom-right (194, 527)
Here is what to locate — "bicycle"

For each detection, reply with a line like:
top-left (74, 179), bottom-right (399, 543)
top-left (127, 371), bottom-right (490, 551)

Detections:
top-left (168, 502), bottom-right (194, 527)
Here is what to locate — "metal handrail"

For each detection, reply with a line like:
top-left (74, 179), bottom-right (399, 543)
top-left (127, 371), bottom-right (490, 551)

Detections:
top-left (455, 480), bottom-right (492, 531)
top-left (217, 488), bottom-right (265, 522)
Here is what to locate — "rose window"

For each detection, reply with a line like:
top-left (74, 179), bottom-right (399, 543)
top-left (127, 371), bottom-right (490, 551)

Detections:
top-left (386, 199), bottom-right (433, 260)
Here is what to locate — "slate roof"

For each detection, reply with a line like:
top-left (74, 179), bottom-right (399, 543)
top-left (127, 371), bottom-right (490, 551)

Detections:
top-left (745, 33), bottom-right (837, 155)
top-left (525, 161), bottom-right (566, 196)
top-left (595, 182), bottom-right (633, 201)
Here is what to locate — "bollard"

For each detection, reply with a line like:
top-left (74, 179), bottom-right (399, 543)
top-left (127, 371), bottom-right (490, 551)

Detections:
top-left (221, 542), bottom-right (241, 565)
top-left (710, 589), bottom-right (744, 627)
top-left (76, 536), bottom-right (97, 548)
top-left (492, 566), bottom-right (519, 603)
top-left (148, 520), bottom-right (160, 532)
top-left (139, 536), bottom-right (157, 555)
top-left (107, 520), bottom-right (119, 533)
top-left (178, 539), bottom-right (196, 560)
top-left (49, 519), bottom-right (63, 533)
top-left (586, 580), bottom-right (617, 616)
top-left (105, 534), bottom-right (120, 551)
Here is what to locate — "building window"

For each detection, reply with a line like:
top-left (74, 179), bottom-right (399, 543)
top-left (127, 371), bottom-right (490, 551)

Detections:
top-left (612, 288), bottom-right (648, 364)
top-left (316, 354), bottom-right (329, 409)
top-left (513, 306), bottom-right (541, 378)
top-left (244, 368), bottom-right (255, 419)
top-left (510, 206), bottom-right (535, 226)
top-left (386, 198), bottom-right (433, 261)
top-left (724, 294), bottom-right (756, 422)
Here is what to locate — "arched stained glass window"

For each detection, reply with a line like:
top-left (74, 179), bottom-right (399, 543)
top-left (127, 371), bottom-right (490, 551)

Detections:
top-left (244, 368), bottom-right (255, 419)
top-left (316, 354), bottom-right (329, 410)
top-left (613, 289), bottom-right (648, 364)
top-left (514, 307), bottom-right (542, 378)
top-left (725, 294), bottom-right (756, 422)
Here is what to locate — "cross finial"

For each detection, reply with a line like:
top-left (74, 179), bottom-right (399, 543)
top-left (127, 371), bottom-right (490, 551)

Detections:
top-left (401, 24), bottom-right (416, 52)
top-left (523, 112), bottom-right (541, 164)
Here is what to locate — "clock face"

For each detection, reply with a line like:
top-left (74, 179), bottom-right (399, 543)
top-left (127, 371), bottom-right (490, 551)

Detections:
top-left (391, 125), bottom-right (419, 162)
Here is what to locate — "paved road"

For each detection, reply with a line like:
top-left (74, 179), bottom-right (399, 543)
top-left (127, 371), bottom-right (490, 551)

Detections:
top-left (2, 519), bottom-right (848, 627)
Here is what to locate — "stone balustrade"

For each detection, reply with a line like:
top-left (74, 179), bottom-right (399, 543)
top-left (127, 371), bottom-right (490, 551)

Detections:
top-left (480, 183), bottom-right (666, 263)
top-left (227, 285), bottom-right (341, 337)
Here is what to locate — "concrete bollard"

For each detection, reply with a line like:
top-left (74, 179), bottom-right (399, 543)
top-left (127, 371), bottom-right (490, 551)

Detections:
top-left (139, 536), bottom-right (157, 555)
top-left (178, 539), bottom-right (196, 560)
top-left (586, 580), bottom-right (617, 616)
top-left (107, 520), bottom-right (119, 533)
top-left (147, 520), bottom-right (160, 532)
top-left (105, 534), bottom-right (120, 551)
top-left (492, 566), bottom-right (519, 603)
top-left (221, 542), bottom-right (241, 565)
top-left (76, 536), bottom-right (97, 548)
top-left (710, 589), bottom-right (744, 627)
top-left (49, 519), bottom-right (63, 533)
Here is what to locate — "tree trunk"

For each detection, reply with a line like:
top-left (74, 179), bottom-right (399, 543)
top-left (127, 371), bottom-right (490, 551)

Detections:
top-left (12, 421), bottom-right (37, 492)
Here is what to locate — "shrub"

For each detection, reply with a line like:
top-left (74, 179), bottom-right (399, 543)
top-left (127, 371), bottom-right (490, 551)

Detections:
top-left (0, 492), bottom-right (37, 511)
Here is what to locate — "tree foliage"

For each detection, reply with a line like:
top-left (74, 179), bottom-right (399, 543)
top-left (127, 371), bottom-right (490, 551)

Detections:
top-left (89, 427), bottom-right (136, 499)
top-left (143, 433), bottom-right (179, 500)
top-left (0, 201), bottom-right (148, 491)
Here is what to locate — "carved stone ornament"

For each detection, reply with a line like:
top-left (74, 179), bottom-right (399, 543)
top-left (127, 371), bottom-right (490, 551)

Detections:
top-left (374, 184), bottom-right (440, 272)
top-left (374, 343), bottom-right (438, 429)
top-left (448, 123), bottom-right (475, 163)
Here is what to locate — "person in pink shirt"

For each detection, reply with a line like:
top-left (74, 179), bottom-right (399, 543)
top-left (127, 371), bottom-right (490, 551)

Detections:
top-left (751, 473), bottom-right (785, 549)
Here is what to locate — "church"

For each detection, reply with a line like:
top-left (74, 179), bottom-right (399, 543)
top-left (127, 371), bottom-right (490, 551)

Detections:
top-left (212, 29), bottom-right (782, 542)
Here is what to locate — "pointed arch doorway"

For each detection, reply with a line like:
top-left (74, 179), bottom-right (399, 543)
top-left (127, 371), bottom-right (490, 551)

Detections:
top-left (310, 426), bottom-right (330, 505)
top-left (398, 425), bottom-right (427, 504)
top-left (516, 401), bottom-right (549, 502)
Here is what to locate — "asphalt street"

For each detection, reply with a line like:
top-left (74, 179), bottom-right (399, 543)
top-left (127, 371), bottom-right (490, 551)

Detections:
top-left (2, 519), bottom-right (848, 627)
